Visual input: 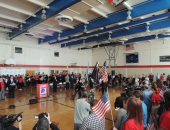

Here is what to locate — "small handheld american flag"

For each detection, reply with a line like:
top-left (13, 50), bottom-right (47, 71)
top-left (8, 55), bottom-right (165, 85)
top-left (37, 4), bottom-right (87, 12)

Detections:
top-left (91, 92), bottom-right (111, 120)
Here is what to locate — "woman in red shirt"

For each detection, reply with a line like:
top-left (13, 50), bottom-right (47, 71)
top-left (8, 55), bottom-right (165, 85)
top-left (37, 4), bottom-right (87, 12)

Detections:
top-left (151, 83), bottom-right (161, 129)
top-left (159, 91), bottom-right (170, 130)
top-left (122, 97), bottom-right (143, 130)
top-left (0, 77), bottom-right (5, 100)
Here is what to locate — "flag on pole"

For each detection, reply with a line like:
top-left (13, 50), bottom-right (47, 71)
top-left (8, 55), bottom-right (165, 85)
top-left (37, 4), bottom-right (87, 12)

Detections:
top-left (147, 115), bottom-right (155, 130)
top-left (91, 62), bottom-right (99, 84)
top-left (91, 92), bottom-right (111, 120)
top-left (126, 44), bottom-right (135, 51)
top-left (86, 63), bottom-right (89, 80)
top-left (102, 61), bottom-right (108, 82)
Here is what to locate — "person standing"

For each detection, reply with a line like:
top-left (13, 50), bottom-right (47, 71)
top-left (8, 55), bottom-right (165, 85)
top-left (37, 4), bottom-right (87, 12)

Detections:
top-left (18, 75), bottom-right (23, 90)
top-left (53, 76), bottom-right (58, 92)
top-left (80, 99), bottom-right (105, 130)
top-left (74, 91), bottom-right (90, 130)
top-left (80, 78), bottom-right (86, 98)
top-left (122, 97), bottom-right (144, 130)
top-left (101, 80), bottom-right (107, 95)
top-left (65, 74), bottom-right (70, 90)
top-left (0, 77), bottom-right (5, 100)
top-left (7, 75), bottom-right (16, 98)
top-left (159, 91), bottom-right (170, 130)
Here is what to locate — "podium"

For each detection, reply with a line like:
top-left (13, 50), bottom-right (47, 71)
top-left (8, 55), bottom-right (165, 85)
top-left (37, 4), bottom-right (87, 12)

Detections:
top-left (37, 84), bottom-right (49, 98)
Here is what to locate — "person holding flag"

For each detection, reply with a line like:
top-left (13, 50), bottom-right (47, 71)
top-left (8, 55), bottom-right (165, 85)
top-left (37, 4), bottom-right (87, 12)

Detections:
top-left (91, 62), bottom-right (99, 85)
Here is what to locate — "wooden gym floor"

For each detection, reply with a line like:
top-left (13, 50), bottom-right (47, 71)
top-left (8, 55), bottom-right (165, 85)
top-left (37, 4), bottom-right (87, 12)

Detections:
top-left (0, 86), bottom-right (122, 130)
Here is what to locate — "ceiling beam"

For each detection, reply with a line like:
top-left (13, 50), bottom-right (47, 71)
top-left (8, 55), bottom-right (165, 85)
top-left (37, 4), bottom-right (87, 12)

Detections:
top-left (0, 21), bottom-right (18, 28)
top-left (51, 12), bottom-right (170, 44)
top-left (91, 8), bottom-right (107, 18)
top-left (60, 19), bottom-right (170, 47)
top-left (73, 16), bottom-right (89, 24)
top-left (30, 30), bottom-right (53, 36)
top-left (47, 28), bottom-right (62, 33)
top-left (0, 3), bottom-right (36, 17)
top-left (8, 0), bottom-right (81, 40)
top-left (41, 0), bottom-right (170, 43)
top-left (0, 27), bottom-right (11, 32)
top-left (59, 23), bottom-right (74, 29)
top-left (27, 0), bottom-right (50, 9)
top-left (80, 34), bottom-right (170, 50)
top-left (0, 14), bottom-right (26, 23)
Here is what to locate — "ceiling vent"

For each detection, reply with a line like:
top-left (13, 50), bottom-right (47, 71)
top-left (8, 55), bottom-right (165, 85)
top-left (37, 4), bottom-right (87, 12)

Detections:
top-left (23, 32), bottom-right (35, 37)
top-left (54, 15), bottom-right (73, 23)
top-left (163, 29), bottom-right (170, 35)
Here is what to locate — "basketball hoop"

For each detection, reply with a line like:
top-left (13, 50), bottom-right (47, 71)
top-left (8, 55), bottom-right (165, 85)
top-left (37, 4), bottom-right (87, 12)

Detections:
top-left (108, 0), bottom-right (113, 3)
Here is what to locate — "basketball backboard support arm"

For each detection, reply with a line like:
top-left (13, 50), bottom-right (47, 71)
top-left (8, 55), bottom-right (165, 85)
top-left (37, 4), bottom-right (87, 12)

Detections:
top-left (104, 45), bottom-right (120, 67)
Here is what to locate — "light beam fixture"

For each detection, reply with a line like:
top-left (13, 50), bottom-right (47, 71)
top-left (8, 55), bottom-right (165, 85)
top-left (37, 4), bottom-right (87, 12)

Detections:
top-left (41, 8), bottom-right (46, 20)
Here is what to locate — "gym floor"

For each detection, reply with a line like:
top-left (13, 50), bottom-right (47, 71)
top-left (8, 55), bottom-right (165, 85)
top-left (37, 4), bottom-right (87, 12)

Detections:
top-left (0, 86), bottom-right (122, 130)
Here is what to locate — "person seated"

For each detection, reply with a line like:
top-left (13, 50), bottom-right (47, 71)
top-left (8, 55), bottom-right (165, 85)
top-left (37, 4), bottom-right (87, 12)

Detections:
top-left (32, 113), bottom-right (60, 130)
top-left (80, 99), bottom-right (105, 130)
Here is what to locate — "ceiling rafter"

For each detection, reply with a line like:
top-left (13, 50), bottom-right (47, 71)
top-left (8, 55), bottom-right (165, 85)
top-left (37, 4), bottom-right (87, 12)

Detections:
top-left (8, 0), bottom-right (81, 40)
top-left (80, 34), bottom-right (170, 50)
top-left (51, 12), bottom-right (170, 44)
top-left (41, 0), bottom-right (170, 44)
top-left (0, 3), bottom-right (36, 17)
top-left (60, 18), bottom-right (170, 48)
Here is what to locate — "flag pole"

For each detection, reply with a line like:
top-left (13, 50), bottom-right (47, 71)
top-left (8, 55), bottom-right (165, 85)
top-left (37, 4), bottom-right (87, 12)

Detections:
top-left (107, 87), bottom-right (115, 129)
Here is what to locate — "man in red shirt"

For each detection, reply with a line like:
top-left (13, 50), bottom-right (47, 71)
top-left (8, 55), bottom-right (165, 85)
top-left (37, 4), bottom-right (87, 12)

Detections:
top-left (0, 77), bottom-right (5, 100)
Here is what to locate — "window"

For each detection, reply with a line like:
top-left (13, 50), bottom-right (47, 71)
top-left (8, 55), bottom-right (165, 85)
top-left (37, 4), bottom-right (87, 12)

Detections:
top-left (54, 52), bottom-right (59, 57)
top-left (15, 47), bottom-right (22, 54)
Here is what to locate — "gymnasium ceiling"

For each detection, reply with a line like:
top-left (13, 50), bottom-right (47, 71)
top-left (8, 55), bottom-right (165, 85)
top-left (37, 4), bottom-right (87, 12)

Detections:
top-left (1, 0), bottom-right (170, 49)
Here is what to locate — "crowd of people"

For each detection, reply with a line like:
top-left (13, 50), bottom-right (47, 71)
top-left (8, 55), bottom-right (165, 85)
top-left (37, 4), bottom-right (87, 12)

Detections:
top-left (113, 78), bottom-right (170, 130)
top-left (0, 71), bottom-right (170, 130)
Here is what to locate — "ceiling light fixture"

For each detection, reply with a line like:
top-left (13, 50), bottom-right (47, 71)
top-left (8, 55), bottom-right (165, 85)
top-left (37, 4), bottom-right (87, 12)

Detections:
top-left (20, 23), bottom-right (23, 31)
top-left (108, 32), bottom-right (112, 41)
top-left (155, 34), bottom-right (159, 39)
top-left (84, 24), bottom-right (87, 33)
top-left (146, 22), bottom-right (150, 33)
top-left (58, 33), bottom-right (61, 41)
top-left (41, 8), bottom-right (46, 20)
top-left (127, 10), bottom-right (132, 21)
top-left (83, 39), bottom-right (86, 46)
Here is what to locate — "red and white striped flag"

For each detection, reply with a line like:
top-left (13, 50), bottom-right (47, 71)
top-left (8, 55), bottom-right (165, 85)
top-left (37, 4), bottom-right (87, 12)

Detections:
top-left (91, 92), bottom-right (111, 120)
top-left (102, 61), bottom-right (108, 82)
top-left (126, 44), bottom-right (134, 51)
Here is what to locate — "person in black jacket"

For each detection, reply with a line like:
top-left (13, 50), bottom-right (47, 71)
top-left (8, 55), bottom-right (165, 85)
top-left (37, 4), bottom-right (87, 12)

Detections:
top-left (33, 113), bottom-right (59, 130)
top-left (7, 75), bottom-right (16, 98)
top-left (72, 78), bottom-right (81, 100)
top-left (53, 76), bottom-right (58, 92)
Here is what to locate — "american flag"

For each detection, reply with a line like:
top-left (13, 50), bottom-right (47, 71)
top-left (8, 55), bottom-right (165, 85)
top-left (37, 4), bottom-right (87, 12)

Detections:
top-left (91, 92), bottom-right (111, 120)
top-left (102, 61), bottom-right (108, 82)
top-left (147, 115), bottom-right (155, 130)
top-left (126, 44), bottom-right (134, 51)
top-left (159, 86), bottom-right (169, 98)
